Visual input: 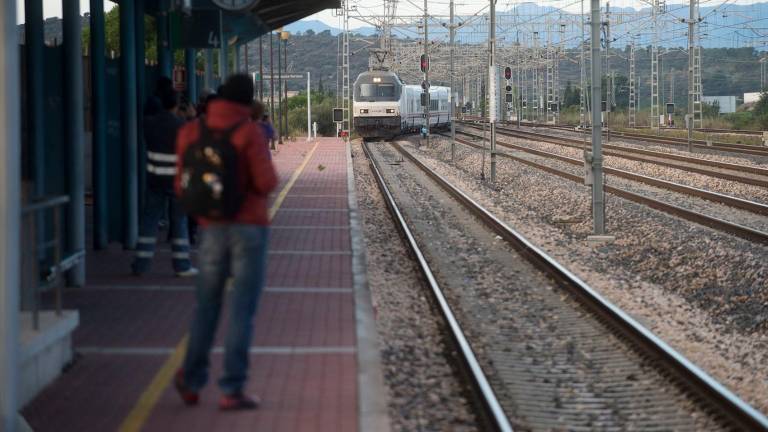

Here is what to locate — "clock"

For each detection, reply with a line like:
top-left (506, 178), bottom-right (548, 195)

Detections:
top-left (211, 0), bottom-right (260, 12)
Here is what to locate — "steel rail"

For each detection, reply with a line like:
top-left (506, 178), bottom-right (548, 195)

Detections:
top-left (534, 122), bottom-right (768, 156)
top-left (491, 123), bottom-right (768, 178)
top-left (389, 140), bottom-right (768, 431)
top-left (461, 122), bottom-right (768, 187)
top-left (462, 117), bottom-right (768, 156)
top-left (444, 133), bottom-right (768, 245)
top-left (362, 141), bottom-right (514, 432)
top-left (454, 129), bottom-right (768, 217)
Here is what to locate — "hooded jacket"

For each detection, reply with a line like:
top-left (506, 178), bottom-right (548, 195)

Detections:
top-left (175, 99), bottom-right (278, 226)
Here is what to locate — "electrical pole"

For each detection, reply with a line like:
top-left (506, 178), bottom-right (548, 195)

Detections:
top-left (450, 0), bottom-right (456, 161)
top-left (269, 31), bottom-right (275, 149)
top-left (277, 30), bottom-right (283, 144)
top-left (517, 32), bottom-right (522, 128)
top-left (651, 0), bottom-right (661, 131)
top-left (283, 32), bottom-right (289, 141)
top-left (687, 0), bottom-right (695, 151)
top-left (307, 71), bottom-right (312, 141)
top-left (423, 0), bottom-right (430, 148)
top-left (605, 1), bottom-right (611, 142)
top-left (590, 0), bottom-right (606, 236)
top-left (629, 39), bottom-right (636, 128)
top-left (259, 36), bottom-right (264, 100)
top-left (489, 0), bottom-right (497, 182)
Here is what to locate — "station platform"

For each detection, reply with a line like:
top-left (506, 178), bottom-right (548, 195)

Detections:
top-left (21, 138), bottom-right (389, 432)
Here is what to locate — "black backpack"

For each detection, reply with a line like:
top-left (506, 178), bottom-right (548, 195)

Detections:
top-left (179, 117), bottom-right (246, 220)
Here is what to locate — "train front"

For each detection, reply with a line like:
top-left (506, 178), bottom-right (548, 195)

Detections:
top-left (352, 71), bottom-right (403, 140)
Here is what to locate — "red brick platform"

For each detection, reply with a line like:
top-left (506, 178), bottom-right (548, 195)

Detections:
top-left (21, 138), bottom-right (390, 432)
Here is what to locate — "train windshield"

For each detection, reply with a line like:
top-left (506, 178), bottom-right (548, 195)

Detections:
top-left (357, 83), bottom-right (397, 101)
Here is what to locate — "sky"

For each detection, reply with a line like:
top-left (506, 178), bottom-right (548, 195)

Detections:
top-left (17, 0), bottom-right (768, 25)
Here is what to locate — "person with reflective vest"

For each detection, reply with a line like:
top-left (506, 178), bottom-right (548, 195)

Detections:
top-left (130, 85), bottom-right (198, 277)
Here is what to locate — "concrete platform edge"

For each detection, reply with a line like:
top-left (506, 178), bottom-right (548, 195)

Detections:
top-left (346, 140), bottom-right (392, 432)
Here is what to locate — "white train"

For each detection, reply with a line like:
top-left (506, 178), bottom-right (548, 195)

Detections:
top-left (352, 71), bottom-right (451, 140)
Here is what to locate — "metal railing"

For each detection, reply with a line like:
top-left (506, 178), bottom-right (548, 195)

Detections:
top-left (21, 195), bottom-right (85, 330)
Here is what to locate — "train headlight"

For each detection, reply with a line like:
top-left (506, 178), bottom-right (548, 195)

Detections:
top-left (386, 109), bottom-right (395, 114)
top-left (360, 109), bottom-right (369, 114)
top-left (372, 77), bottom-right (382, 83)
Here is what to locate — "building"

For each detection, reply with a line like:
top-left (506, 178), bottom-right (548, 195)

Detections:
top-left (702, 95), bottom-right (736, 113)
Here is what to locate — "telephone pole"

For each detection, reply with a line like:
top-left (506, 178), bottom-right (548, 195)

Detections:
top-left (489, 0), bottom-right (497, 182)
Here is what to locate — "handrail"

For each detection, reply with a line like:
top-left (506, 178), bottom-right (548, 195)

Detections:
top-left (22, 195), bottom-right (70, 215)
top-left (21, 194), bottom-right (81, 331)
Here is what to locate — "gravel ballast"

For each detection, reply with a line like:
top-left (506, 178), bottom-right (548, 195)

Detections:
top-left (363, 141), bottom-right (722, 430)
top-left (409, 134), bottom-right (768, 414)
top-left (351, 142), bottom-right (478, 431)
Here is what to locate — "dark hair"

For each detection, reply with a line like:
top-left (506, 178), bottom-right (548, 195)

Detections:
top-left (251, 101), bottom-right (265, 120)
top-left (159, 87), bottom-right (178, 110)
top-left (154, 76), bottom-right (173, 96)
top-left (220, 74), bottom-right (254, 106)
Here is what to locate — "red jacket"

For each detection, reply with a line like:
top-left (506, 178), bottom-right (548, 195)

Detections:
top-left (175, 99), bottom-right (278, 226)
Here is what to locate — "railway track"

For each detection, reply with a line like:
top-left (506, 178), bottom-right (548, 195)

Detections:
top-left (455, 128), bottom-right (768, 217)
top-left (463, 117), bottom-right (768, 153)
top-left (361, 139), bottom-right (768, 431)
top-left (459, 120), bottom-right (768, 188)
top-left (446, 130), bottom-right (768, 245)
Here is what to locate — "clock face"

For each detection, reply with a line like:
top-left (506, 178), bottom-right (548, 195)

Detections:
top-left (211, 0), bottom-right (259, 11)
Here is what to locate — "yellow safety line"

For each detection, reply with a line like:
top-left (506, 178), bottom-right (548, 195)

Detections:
top-left (118, 141), bottom-right (320, 432)
top-left (269, 142), bottom-right (319, 219)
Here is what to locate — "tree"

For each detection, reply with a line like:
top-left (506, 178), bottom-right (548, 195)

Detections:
top-left (562, 81), bottom-right (580, 108)
top-left (81, 6), bottom-right (185, 67)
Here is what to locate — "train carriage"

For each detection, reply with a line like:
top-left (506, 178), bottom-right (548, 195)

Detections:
top-left (353, 71), bottom-right (451, 140)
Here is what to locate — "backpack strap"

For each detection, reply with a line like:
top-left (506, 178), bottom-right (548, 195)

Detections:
top-left (198, 116), bottom-right (213, 141)
top-left (222, 119), bottom-right (248, 139)
top-left (199, 116), bottom-right (248, 140)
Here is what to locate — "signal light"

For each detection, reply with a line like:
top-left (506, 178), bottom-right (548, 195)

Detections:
top-left (505, 85), bottom-right (513, 92)
top-left (420, 54), bottom-right (429, 73)
top-left (504, 66), bottom-right (512, 80)
top-left (421, 92), bottom-right (428, 107)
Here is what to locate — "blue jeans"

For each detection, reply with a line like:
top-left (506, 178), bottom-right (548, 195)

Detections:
top-left (131, 188), bottom-right (192, 274)
top-left (182, 225), bottom-right (270, 394)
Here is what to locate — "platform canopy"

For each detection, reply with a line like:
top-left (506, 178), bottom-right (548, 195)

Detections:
top-left (115, 0), bottom-right (341, 47)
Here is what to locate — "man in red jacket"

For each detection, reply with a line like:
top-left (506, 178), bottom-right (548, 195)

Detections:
top-left (173, 74), bottom-right (278, 410)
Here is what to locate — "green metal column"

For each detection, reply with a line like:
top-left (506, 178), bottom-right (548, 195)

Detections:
top-left (135, 0), bottom-right (146, 210)
top-left (204, 49), bottom-right (213, 89)
top-left (234, 44), bottom-right (241, 73)
top-left (90, 0), bottom-right (108, 249)
top-left (24, 0), bottom-right (44, 197)
top-left (63, 0), bottom-right (85, 285)
top-left (185, 48), bottom-right (198, 103)
top-left (157, 0), bottom-right (172, 78)
top-left (120, 0), bottom-right (138, 249)
top-left (0, 1), bottom-right (21, 429)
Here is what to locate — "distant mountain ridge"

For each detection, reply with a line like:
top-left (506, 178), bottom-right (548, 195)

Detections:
top-left (287, 2), bottom-right (768, 49)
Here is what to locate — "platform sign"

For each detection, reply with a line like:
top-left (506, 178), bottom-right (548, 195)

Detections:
top-left (171, 10), bottom-right (222, 49)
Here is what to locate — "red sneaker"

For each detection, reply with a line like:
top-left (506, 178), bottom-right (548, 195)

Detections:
top-left (218, 392), bottom-right (261, 411)
top-left (174, 370), bottom-right (199, 406)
